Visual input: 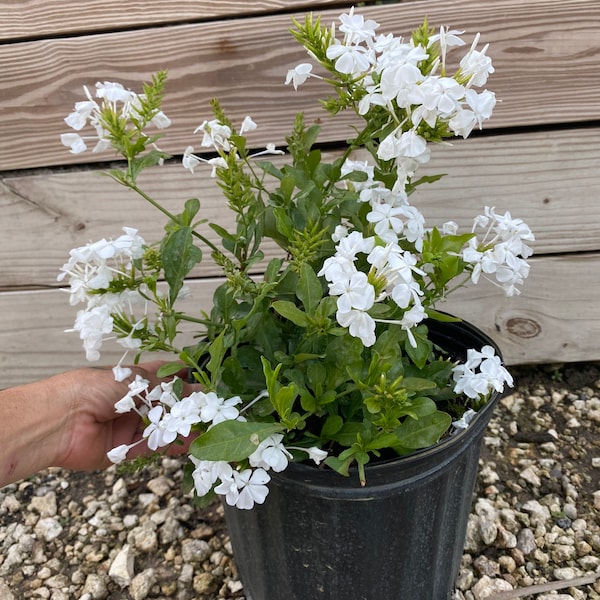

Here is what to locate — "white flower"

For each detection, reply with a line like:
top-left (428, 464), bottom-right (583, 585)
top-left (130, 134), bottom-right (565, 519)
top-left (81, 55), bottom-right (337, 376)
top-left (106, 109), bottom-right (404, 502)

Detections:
top-left (95, 81), bottom-right (134, 103)
top-left (195, 119), bottom-right (232, 151)
top-left (182, 146), bottom-right (201, 173)
top-left (408, 76), bottom-right (465, 126)
top-left (249, 434), bottom-right (292, 472)
top-left (318, 254), bottom-right (356, 283)
top-left (338, 7), bottom-right (379, 44)
top-left (60, 132), bottom-right (88, 154)
top-left (367, 203), bottom-right (406, 241)
top-left (146, 378), bottom-right (180, 408)
top-left (335, 231), bottom-right (375, 261)
top-left (337, 308), bottom-right (376, 347)
top-left (452, 345), bottom-right (513, 399)
top-left (239, 116), bottom-right (257, 135)
top-left (398, 303), bottom-right (426, 348)
top-left (463, 207), bottom-right (534, 295)
top-left (285, 63), bottom-right (313, 90)
top-left (460, 34), bottom-right (494, 87)
top-left (167, 395), bottom-right (202, 437)
top-left (216, 468), bottom-right (271, 509)
top-left (332, 225), bottom-right (349, 242)
top-left (183, 146), bottom-right (229, 177)
top-left (452, 408), bottom-right (477, 431)
top-left (326, 42), bottom-right (374, 76)
top-left (306, 447), bottom-right (328, 465)
top-left (465, 89), bottom-right (496, 128)
top-left (329, 271), bottom-right (375, 313)
top-left (64, 100), bottom-right (98, 130)
top-left (429, 26), bottom-right (465, 72)
top-left (114, 374), bottom-right (150, 413)
top-left (143, 405), bottom-right (178, 450)
top-left (112, 364), bottom-right (133, 382)
top-left (107, 444), bottom-right (132, 464)
top-left (190, 458), bottom-right (233, 497)
top-left (198, 392), bottom-right (241, 424)
top-left (391, 280), bottom-right (423, 309)
top-left (150, 110), bottom-right (171, 129)
top-left (441, 221), bottom-right (459, 235)
top-left (70, 304), bottom-right (114, 361)
top-left (341, 158), bottom-right (375, 191)
top-left (449, 108), bottom-right (478, 138)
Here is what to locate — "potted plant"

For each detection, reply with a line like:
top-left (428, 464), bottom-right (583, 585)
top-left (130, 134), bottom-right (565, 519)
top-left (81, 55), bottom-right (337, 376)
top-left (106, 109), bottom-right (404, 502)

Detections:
top-left (59, 7), bottom-right (534, 599)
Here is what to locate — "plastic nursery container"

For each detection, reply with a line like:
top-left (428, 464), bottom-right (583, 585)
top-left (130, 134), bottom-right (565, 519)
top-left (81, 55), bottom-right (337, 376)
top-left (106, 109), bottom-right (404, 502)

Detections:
top-left (223, 318), bottom-right (503, 600)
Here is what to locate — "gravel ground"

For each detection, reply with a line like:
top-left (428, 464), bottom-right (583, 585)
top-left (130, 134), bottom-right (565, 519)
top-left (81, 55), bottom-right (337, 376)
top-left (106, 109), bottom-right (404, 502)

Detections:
top-left (1, 362), bottom-right (599, 600)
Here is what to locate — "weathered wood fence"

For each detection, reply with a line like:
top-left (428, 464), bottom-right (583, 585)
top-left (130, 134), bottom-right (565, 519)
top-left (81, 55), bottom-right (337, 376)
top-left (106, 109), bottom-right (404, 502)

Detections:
top-left (1, 0), bottom-right (599, 387)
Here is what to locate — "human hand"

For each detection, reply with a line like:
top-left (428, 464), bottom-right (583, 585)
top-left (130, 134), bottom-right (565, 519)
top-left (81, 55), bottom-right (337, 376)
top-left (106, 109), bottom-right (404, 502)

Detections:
top-left (53, 361), bottom-right (199, 472)
top-left (0, 361), bottom-right (199, 487)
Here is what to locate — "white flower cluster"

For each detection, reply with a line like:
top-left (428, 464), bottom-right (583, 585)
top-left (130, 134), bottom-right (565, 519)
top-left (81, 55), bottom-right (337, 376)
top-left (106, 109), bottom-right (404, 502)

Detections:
top-left (451, 345), bottom-right (514, 400)
top-left (286, 10), bottom-right (517, 350)
top-left (319, 228), bottom-right (426, 348)
top-left (61, 81), bottom-right (171, 154)
top-left (108, 377), bottom-right (326, 509)
top-left (462, 207), bottom-right (535, 296)
top-left (182, 115), bottom-right (284, 175)
top-left (287, 7), bottom-right (497, 175)
top-left (57, 227), bottom-right (148, 361)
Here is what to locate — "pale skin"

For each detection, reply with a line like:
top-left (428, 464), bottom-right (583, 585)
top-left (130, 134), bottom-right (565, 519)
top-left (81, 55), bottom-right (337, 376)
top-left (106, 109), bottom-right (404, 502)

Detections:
top-left (0, 361), bottom-right (197, 488)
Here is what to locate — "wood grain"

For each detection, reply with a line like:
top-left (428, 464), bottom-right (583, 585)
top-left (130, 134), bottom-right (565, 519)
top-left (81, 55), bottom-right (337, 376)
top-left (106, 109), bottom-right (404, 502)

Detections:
top-left (0, 0), bottom-right (350, 41)
top-left (1, 252), bottom-right (598, 388)
top-left (1, 127), bottom-right (598, 289)
top-left (1, 0), bottom-right (599, 171)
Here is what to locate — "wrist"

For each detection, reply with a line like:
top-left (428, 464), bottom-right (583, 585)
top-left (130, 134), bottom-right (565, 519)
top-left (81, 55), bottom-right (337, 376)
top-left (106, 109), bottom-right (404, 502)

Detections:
top-left (0, 372), bottom-right (71, 487)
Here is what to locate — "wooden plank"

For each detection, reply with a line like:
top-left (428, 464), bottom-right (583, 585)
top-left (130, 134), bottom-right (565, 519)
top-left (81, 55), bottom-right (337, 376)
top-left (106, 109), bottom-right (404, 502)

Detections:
top-left (1, 253), bottom-right (598, 388)
top-left (1, 127), bottom-right (598, 288)
top-left (0, 1), bottom-right (350, 41)
top-left (1, 0), bottom-right (598, 171)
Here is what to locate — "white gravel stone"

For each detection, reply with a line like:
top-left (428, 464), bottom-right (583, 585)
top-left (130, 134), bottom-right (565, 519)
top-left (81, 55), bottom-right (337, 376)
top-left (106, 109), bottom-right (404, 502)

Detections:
top-left (129, 568), bottom-right (156, 600)
top-left (522, 499), bottom-right (551, 525)
top-left (81, 573), bottom-right (109, 600)
top-left (0, 578), bottom-right (16, 600)
top-left (108, 545), bottom-right (134, 587)
top-left (34, 518), bottom-right (63, 542)
top-left (181, 538), bottom-right (212, 563)
top-left (471, 575), bottom-right (513, 599)
top-left (29, 493), bottom-right (57, 518)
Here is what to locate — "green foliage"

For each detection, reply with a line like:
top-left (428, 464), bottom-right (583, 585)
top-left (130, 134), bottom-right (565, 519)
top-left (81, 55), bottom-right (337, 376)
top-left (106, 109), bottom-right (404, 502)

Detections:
top-left (61, 11), bottom-right (510, 495)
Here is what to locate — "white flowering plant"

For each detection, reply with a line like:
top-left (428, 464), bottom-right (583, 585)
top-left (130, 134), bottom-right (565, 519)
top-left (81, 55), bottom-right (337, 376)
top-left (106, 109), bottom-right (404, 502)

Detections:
top-left (59, 9), bottom-right (533, 509)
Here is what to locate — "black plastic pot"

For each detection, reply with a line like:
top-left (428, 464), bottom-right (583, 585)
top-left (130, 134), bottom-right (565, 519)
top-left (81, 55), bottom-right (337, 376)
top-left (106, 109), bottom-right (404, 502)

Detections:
top-left (224, 318), bottom-right (504, 600)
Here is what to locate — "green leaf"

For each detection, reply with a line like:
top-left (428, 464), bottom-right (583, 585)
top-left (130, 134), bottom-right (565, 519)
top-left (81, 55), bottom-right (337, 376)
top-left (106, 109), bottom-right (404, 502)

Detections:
top-left (190, 421), bottom-right (283, 462)
top-left (400, 397), bottom-right (437, 419)
top-left (161, 227), bottom-right (202, 304)
top-left (405, 325), bottom-right (432, 369)
top-left (130, 149), bottom-right (171, 181)
top-left (424, 309), bottom-right (462, 323)
top-left (209, 222), bottom-right (237, 245)
top-left (297, 262), bottom-right (323, 313)
top-left (207, 328), bottom-right (227, 381)
top-left (182, 198), bottom-right (201, 226)
top-left (156, 362), bottom-right (185, 378)
top-left (321, 414), bottom-right (343, 438)
top-left (272, 300), bottom-right (309, 327)
top-left (324, 455), bottom-right (353, 477)
top-left (394, 411), bottom-right (452, 449)
top-left (273, 206), bottom-right (294, 238)
top-left (273, 384), bottom-right (299, 422)
top-left (401, 377), bottom-right (437, 392)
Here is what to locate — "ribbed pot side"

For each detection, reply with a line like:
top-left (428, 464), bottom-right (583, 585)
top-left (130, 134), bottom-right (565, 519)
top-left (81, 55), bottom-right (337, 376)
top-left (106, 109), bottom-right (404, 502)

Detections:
top-left (223, 318), bottom-right (502, 600)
